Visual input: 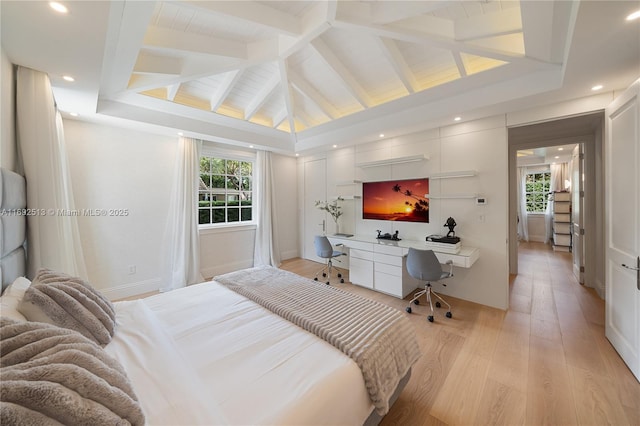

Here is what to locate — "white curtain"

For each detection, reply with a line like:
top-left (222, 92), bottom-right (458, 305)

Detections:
top-left (16, 66), bottom-right (87, 279)
top-left (161, 136), bottom-right (203, 291)
top-left (545, 163), bottom-right (570, 243)
top-left (253, 150), bottom-right (281, 267)
top-left (516, 167), bottom-right (529, 242)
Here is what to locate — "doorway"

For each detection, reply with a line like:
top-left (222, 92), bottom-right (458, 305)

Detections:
top-left (508, 112), bottom-right (605, 297)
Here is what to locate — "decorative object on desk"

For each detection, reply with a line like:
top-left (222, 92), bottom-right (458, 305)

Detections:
top-left (315, 196), bottom-right (344, 234)
top-left (363, 178), bottom-right (429, 223)
top-left (444, 217), bottom-right (457, 237)
top-left (376, 230), bottom-right (401, 241)
top-left (426, 234), bottom-right (460, 244)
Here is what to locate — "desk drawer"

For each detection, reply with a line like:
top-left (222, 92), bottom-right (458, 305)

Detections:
top-left (374, 271), bottom-right (402, 297)
top-left (375, 261), bottom-right (402, 277)
top-left (346, 240), bottom-right (373, 251)
top-left (373, 252), bottom-right (403, 267)
top-left (350, 257), bottom-right (374, 289)
top-left (374, 244), bottom-right (403, 256)
top-left (350, 248), bottom-right (374, 261)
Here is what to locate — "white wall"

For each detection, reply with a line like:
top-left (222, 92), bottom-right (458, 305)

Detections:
top-left (64, 119), bottom-right (299, 298)
top-left (64, 119), bottom-right (176, 299)
top-left (0, 47), bottom-right (16, 172)
top-left (300, 116), bottom-right (510, 310)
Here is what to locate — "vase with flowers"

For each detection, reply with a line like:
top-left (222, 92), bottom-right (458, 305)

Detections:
top-left (315, 197), bottom-right (344, 235)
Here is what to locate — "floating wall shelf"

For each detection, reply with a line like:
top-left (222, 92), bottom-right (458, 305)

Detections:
top-left (356, 154), bottom-right (429, 168)
top-left (429, 170), bottom-right (477, 179)
top-left (331, 195), bottom-right (361, 200)
top-left (335, 180), bottom-right (363, 186)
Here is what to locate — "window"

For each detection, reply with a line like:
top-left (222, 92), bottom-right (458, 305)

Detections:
top-left (199, 156), bottom-right (253, 225)
top-left (525, 172), bottom-right (551, 213)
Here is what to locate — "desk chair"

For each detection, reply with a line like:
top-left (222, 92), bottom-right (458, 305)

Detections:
top-left (313, 235), bottom-right (346, 285)
top-left (405, 248), bottom-right (454, 323)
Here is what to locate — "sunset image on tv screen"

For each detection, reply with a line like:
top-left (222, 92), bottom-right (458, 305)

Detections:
top-left (362, 178), bottom-right (429, 222)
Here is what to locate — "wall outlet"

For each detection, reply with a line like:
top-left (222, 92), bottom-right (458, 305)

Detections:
top-left (128, 265), bottom-right (136, 275)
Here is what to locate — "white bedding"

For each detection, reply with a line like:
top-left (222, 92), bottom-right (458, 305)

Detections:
top-left (106, 280), bottom-right (374, 425)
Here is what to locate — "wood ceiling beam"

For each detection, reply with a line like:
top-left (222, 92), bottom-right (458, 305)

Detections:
top-left (376, 37), bottom-right (418, 94)
top-left (310, 38), bottom-right (373, 108)
top-left (133, 53), bottom-right (182, 76)
top-left (144, 26), bottom-right (247, 59)
top-left (278, 59), bottom-right (298, 143)
top-left (273, 107), bottom-right (288, 129)
top-left (210, 69), bottom-right (244, 112)
top-left (452, 51), bottom-right (468, 79)
top-left (370, 1), bottom-right (451, 25)
top-left (245, 73), bottom-right (280, 120)
top-left (166, 83), bottom-right (180, 101)
top-left (179, 0), bottom-right (301, 37)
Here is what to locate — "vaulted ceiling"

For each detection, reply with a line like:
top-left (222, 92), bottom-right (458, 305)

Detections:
top-left (2, 1), bottom-right (639, 153)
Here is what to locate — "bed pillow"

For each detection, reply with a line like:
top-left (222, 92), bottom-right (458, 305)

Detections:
top-left (17, 269), bottom-right (116, 346)
top-left (0, 317), bottom-right (145, 425)
top-left (0, 277), bottom-right (31, 321)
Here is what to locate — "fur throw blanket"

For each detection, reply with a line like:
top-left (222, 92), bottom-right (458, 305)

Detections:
top-left (0, 317), bottom-right (144, 425)
top-left (17, 269), bottom-right (116, 346)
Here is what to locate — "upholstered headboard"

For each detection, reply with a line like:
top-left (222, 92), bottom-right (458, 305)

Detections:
top-left (0, 168), bottom-right (27, 292)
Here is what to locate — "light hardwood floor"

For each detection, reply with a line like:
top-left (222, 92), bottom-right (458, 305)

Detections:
top-left (280, 242), bottom-right (640, 426)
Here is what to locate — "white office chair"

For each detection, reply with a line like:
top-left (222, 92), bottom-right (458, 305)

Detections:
top-left (405, 248), bottom-right (454, 322)
top-left (313, 235), bottom-right (346, 285)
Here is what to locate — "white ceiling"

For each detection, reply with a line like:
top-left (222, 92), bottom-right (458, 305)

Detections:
top-left (1, 1), bottom-right (639, 154)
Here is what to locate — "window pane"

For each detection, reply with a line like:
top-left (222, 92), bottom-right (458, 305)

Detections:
top-left (241, 207), bottom-right (252, 221)
top-left (525, 182), bottom-right (535, 193)
top-left (226, 160), bottom-right (240, 175)
top-left (212, 192), bottom-right (226, 207)
top-left (200, 174), bottom-right (211, 190)
top-left (198, 209), bottom-right (211, 224)
top-left (227, 208), bottom-right (239, 222)
top-left (211, 175), bottom-right (225, 189)
top-left (227, 175), bottom-right (240, 190)
top-left (211, 158), bottom-right (225, 174)
top-left (241, 177), bottom-right (252, 191)
top-left (241, 161), bottom-right (252, 176)
top-left (212, 208), bottom-right (225, 223)
top-left (227, 194), bottom-right (239, 207)
top-left (200, 158), bottom-right (211, 174)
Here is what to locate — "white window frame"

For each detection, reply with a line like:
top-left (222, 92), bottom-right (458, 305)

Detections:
top-left (525, 170), bottom-right (551, 213)
top-left (198, 145), bottom-right (256, 229)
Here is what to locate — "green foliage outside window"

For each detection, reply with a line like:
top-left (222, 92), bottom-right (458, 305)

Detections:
top-left (198, 156), bottom-right (253, 225)
top-left (525, 172), bottom-right (551, 213)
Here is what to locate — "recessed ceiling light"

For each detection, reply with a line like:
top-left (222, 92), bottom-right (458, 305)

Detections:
top-left (295, 153), bottom-right (299, 157)
top-left (69, 112), bottom-right (78, 117)
top-left (63, 75), bottom-right (75, 82)
top-left (558, 147), bottom-right (564, 151)
top-left (591, 84), bottom-right (603, 91)
top-left (177, 132), bottom-right (183, 136)
top-left (626, 10), bottom-right (640, 21)
top-left (554, 156), bottom-right (560, 159)
top-left (379, 133), bottom-right (385, 138)
top-left (454, 116), bottom-right (461, 121)
top-left (49, 2), bottom-right (68, 14)
top-left (249, 145), bottom-right (254, 148)
top-left (332, 144), bottom-right (337, 148)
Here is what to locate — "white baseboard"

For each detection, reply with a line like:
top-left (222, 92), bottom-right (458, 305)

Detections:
top-left (102, 277), bottom-right (161, 301)
top-left (529, 234), bottom-right (547, 243)
top-left (201, 260), bottom-right (254, 280)
top-left (594, 278), bottom-right (605, 299)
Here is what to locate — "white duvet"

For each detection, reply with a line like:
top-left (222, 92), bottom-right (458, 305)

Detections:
top-left (106, 280), bottom-right (374, 426)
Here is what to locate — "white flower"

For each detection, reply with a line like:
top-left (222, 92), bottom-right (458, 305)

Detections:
top-left (315, 197), bottom-right (344, 223)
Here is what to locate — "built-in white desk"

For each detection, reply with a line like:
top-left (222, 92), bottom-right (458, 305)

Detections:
top-left (327, 235), bottom-right (479, 299)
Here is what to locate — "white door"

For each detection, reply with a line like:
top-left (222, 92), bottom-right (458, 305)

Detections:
top-left (605, 79), bottom-right (640, 381)
top-left (304, 158), bottom-right (327, 262)
top-left (571, 144), bottom-right (584, 283)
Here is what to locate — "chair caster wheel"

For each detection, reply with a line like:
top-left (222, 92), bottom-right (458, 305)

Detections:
top-left (413, 300), bottom-right (420, 305)
top-left (435, 302), bottom-right (441, 308)
top-left (405, 307), bottom-right (412, 314)
top-left (314, 277), bottom-right (318, 281)
top-left (326, 281), bottom-right (330, 285)
top-left (446, 312), bottom-right (452, 318)
top-left (337, 273), bottom-right (342, 278)
top-left (427, 316), bottom-right (434, 323)
top-left (340, 279), bottom-right (344, 283)
top-left (322, 273), bottom-right (327, 277)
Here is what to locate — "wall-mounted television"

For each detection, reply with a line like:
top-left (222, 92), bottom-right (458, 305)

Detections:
top-left (362, 178), bottom-right (429, 223)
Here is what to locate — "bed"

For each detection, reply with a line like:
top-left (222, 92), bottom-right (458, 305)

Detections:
top-left (0, 167), bottom-right (420, 425)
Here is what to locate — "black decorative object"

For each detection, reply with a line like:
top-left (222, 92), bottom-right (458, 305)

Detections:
top-left (444, 217), bottom-right (457, 237)
top-left (376, 230), bottom-right (401, 241)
